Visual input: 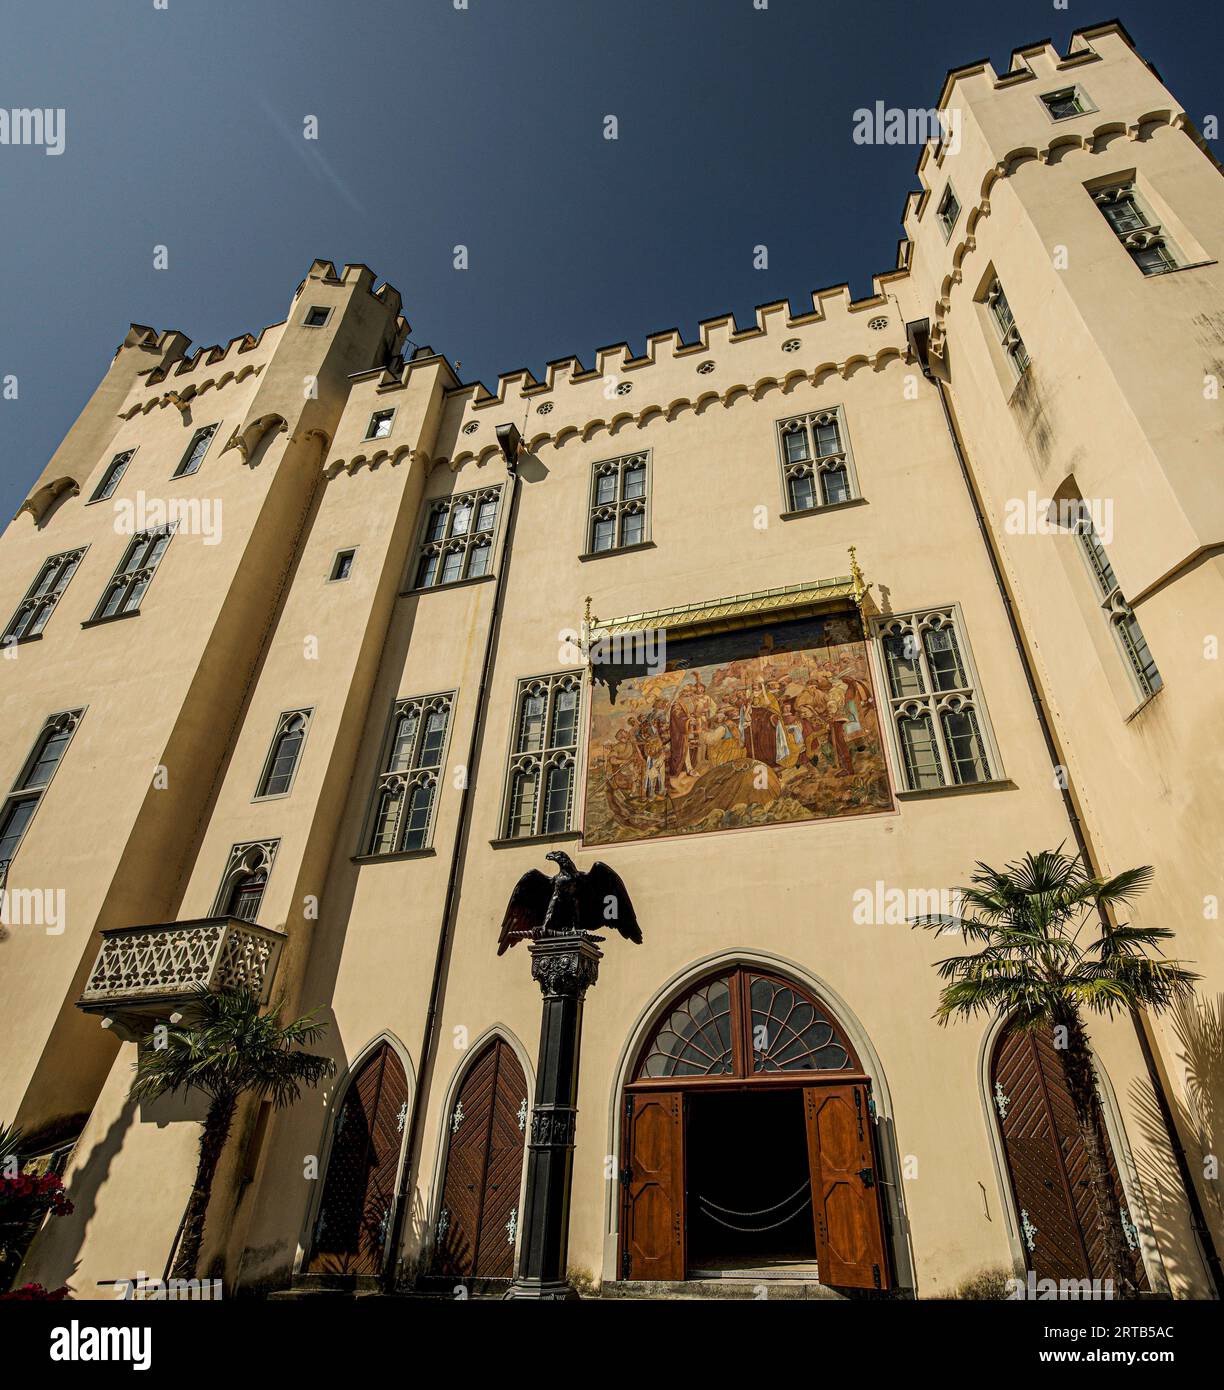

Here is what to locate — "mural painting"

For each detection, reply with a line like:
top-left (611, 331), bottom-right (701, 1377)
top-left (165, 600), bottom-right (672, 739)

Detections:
top-left (583, 612), bottom-right (892, 845)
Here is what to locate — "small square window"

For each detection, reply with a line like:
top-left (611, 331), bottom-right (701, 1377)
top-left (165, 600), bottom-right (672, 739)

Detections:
top-left (1040, 86), bottom-right (1092, 121)
top-left (366, 409), bottom-right (395, 440)
top-left (937, 184), bottom-right (960, 240)
top-left (303, 306), bottom-right (331, 328)
top-left (330, 549), bottom-right (356, 582)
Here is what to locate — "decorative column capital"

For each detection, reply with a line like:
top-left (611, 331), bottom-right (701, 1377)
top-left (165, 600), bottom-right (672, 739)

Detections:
top-left (527, 934), bottom-right (603, 999)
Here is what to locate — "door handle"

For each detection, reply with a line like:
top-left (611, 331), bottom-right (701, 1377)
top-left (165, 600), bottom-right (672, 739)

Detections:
top-left (857, 1167), bottom-right (875, 1189)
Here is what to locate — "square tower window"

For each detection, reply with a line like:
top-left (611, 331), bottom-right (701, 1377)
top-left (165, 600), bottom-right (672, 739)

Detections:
top-left (365, 409), bottom-right (395, 441)
top-left (1039, 86), bottom-right (1094, 121)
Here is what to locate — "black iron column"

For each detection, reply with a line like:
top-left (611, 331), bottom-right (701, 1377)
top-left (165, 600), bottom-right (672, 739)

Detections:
top-left (504, 933), bottom-right (602, 1300)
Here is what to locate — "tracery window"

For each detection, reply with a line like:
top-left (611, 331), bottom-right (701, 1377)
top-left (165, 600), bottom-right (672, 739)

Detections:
top-left (89, 449), bottom-right (134, 503)
top-left (586, 451), bottom-right (649, 553)
top-left (776, 407), bottom-right (859, 513)
top-left (213, 840), bottom-right (279, 923)
top-left (364, 693), bottom-right (453, 855)
top-left (1091, 182), bottom-right (1181, 277)
top-left (0, 710), bottom-right (83, 885)
top-left (412, 487), bottom-right (501, 589)
top-left (874, 607), bottom-right (1000, 791)
top-left (633, 967), bottom-right (858, 1080)
top-left (1074, 520), bottom-right (1162, 701)
top-left (90, 527), bottom-right (174, 621)
top-left (984, 277), bottom-right (1030, 379)
top-left (3, 548), bottom-right (86, 645)
top-left (255, 710), bottom-right (312, 799)
top-left (173, 424), bottom-right (218, 479)
top-left (501, 672), bottom-right (582, 839)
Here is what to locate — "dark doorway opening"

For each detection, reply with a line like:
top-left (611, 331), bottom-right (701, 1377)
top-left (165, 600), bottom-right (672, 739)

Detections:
top-left (685, 1088), bottom-right (816, 1273)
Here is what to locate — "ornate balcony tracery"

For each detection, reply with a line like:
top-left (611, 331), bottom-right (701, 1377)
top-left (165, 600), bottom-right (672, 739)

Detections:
top-left (77, 916), bottom-right (286, 1026)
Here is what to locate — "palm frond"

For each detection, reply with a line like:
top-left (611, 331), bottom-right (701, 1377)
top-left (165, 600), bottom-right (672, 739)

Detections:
top-left (131, 988), bottom-right (336, 1108)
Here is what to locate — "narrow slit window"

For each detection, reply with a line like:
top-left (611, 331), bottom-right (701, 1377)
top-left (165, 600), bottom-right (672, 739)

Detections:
top-left (173, 424), bottom-right (218, 479)
top-left (0, 710), bottom-right (84, 880)
top-left (89, 450), bottom-right (134, 503)
top-left (256, 711), bottom-right (311, 798)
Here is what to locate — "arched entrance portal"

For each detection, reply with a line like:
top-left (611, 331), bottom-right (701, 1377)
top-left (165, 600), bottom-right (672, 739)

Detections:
top-left (306, 1041), bottom-right (410, 1277)
top-left (990, 1022), bottom-right (1148, 1288)
top-left (620, 965), bottom-right (891, 1288)
top-left (432, 1037), bottom-right (529, 1280)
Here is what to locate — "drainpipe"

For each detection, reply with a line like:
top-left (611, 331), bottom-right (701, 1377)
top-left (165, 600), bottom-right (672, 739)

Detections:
top-left (906, 319), bottom-right (1222, 1298)
top-left (382, 421), bottom-right (526, 1291)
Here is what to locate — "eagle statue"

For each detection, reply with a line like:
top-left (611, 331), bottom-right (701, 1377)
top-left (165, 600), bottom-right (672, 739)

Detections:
top-left (497, 851), bottom-right (642, 955)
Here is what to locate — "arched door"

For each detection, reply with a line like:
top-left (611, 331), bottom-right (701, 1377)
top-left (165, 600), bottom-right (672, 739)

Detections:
top-left (432, 1037), bottom-right (529, 1279)
top-left (991, 1023), bottom-right (1148, 1287)
top-left (621, 966), bottom-right (891, 1288)
top-left (307, 1042), bottom-right (410, 1277)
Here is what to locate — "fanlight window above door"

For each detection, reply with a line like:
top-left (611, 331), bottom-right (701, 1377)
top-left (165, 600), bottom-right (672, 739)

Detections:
top-left (633, 967), bottom-right (858, 1080)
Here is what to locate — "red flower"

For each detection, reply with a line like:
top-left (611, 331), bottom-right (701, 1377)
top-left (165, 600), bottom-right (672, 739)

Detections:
top-left (0, 1282), bottom-right (70, 1300)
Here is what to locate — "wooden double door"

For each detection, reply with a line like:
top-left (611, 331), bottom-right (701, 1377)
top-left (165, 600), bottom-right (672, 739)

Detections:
top-left (307, 1042), bottom-right (410, 1277)
top-left (992, 1025), bottom-right (1148, 1287)
top-left (620, 1080), bottom-right (891, 1289)
top-left (432, 1038), bottom-right (529, 1279)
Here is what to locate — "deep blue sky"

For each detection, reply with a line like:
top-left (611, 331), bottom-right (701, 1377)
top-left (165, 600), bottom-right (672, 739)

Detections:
top-left (1, 2), bottom-right (1220, 520)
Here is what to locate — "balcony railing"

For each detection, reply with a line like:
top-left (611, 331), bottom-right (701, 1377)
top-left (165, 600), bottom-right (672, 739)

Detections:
top-left (78, 915), bottom-right (286, 1018)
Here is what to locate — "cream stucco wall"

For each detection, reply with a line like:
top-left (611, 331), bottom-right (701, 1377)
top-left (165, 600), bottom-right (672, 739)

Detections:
top-left (7, 21), bottom-right (1223, 1300)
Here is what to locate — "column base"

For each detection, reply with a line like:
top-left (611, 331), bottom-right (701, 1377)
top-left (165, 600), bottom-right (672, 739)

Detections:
top-left (502, 1278), bottom-right (581, 1301)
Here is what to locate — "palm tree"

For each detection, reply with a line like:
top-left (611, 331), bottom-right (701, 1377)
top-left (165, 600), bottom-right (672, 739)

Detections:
top-left (914, 848), bottom-right (1197, 1295)
top-left (131, 987), bottom-right (334, 1281)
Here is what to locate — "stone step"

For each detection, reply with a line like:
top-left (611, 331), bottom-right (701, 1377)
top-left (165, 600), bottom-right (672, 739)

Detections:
top-left (602, 1278), bottom-right (846, 1301)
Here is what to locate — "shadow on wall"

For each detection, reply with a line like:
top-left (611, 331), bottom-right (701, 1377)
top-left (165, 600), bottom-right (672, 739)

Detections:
top-left (1129, 995), bottom-right (1224, 1296)
top-left (19, 1097), bottom-right (138, 1296)
top-left (231, 1005), bottom-right (345, 1292)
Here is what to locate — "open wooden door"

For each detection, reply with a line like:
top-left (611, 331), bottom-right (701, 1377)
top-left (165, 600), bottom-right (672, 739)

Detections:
top-left (805, 1083), bottom-right (890, 1290)
top-left (621, 1091), bottom-right (685, 1280)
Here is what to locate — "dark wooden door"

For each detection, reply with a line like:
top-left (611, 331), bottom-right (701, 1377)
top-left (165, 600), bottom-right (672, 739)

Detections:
top-left (433, 1038), bottom-right (528, 1279)
top-left (993, 1026), bottom-right (1148, 1287)
top-left (804, 1083), bottom-right (890, 1289)
top-left (307, 1042), bottom-right (410, 1276)
top-left (621, 1091), bottom-right (685, 1280)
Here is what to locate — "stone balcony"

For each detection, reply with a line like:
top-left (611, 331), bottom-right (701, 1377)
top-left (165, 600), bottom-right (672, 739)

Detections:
top-left (77, 916), bottom-right (286, 1032)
